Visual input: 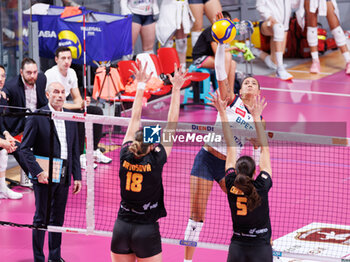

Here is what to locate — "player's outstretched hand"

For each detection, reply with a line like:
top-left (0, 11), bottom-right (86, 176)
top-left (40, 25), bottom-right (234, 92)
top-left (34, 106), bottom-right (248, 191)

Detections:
top-left (246, 95), bottom-right (267, 120)
top-left (131, 60), bottom-right (153, 84)
top-left (207, 90), bottom-right (229, 113)
top-left (167, 64), bottom-right (190, 91)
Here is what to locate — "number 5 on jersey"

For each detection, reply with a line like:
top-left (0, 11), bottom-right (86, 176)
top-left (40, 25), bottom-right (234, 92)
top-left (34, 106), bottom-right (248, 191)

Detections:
top-left (126, 172), bottom-right (143, 192)
top-left (236, 196), bottom-right (247, 216)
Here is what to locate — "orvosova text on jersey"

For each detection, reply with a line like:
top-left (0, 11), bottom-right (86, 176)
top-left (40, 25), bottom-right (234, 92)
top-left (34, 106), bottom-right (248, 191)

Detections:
top-left (118, 141), bottom-right (167, 224)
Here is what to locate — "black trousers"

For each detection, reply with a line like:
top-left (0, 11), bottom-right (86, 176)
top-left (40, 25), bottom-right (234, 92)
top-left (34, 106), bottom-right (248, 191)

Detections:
top-left (73, 105), bottom-right (103, 154)
top-left (32, 182), bottom-right (69, 262)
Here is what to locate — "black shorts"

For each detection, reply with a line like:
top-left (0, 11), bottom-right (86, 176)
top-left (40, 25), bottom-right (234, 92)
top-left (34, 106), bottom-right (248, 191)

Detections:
top-left (191, 148), bottom-right (226, 182)
top-left (189, 0), bottom-right (210, 4)
top-left (227, 242), bottom-right (272, 262)
top-left (132, 14), bottom-right (155, 26)
top-left (111, 219), bottom-right (162, 258)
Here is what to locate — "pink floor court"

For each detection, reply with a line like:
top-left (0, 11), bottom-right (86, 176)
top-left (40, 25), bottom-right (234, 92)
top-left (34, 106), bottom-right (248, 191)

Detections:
top-left (1, 64), bottom-right (350, 261)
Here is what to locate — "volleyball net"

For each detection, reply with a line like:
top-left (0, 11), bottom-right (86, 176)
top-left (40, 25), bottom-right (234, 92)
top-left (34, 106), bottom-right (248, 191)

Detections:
top-left (1, 111), bottom-right (350, 261)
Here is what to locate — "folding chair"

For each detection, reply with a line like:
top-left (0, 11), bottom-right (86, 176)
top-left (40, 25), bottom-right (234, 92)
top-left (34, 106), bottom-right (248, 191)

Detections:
top-left (157, 47), bottom-right (181, 75)
top-left (117, 60), bottom-right (137, 87)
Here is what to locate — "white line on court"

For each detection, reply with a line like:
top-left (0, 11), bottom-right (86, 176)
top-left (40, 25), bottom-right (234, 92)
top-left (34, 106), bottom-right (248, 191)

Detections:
top-left (261, 86), bottom-right (350, 97)
top-left (287, 69), bottom-right (332, 75)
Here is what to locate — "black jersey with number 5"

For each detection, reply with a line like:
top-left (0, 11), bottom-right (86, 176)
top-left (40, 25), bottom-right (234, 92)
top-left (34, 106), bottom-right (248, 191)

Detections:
top-left (225, 168), bottom-right (272, 246)
top-left (118, 141), bottom-right (168, 224)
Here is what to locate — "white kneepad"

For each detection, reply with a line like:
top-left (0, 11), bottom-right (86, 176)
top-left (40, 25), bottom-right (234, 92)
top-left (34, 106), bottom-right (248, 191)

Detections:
top-left (191, 31), bottom-right (202, 48)
top-left (273, 23), bottom-right (284, 42)
top-left (307, 27), bottom-right (318, 47)
top-left (332, 26), bottom-right (347, 47)
top-left (184, 219), bottom-right (203, 242)
top-left (175, 38), bottom-right (187, 54)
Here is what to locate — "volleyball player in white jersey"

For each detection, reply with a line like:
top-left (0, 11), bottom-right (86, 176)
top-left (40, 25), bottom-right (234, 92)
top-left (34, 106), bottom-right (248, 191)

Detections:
top-left (183, 17), bottom-right (264, 260)
top-left (296, 0), bottom-right (350, 74)
top-left (256, 0), bottom-right (300, 80)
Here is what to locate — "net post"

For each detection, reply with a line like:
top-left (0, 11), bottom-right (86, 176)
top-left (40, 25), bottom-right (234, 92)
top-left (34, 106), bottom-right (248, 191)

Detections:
top-left (85, 119), bottom-right (95, 234)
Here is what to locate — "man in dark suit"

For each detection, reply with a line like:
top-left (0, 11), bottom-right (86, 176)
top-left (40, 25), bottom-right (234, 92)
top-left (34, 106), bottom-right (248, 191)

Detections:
top-left (0, 64), bottom-right (23, 199)
top-left (21, 81), bottom-right (82, 262)
top-left (2, 58), bottom-right (48, 184)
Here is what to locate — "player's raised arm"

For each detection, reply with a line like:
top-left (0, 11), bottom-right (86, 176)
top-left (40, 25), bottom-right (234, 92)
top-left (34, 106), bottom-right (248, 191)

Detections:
top-left (162, 65), bottom-right (190, 157)
top-left (123, 61), bottom-right (152, 144)
top-left (247, 95), bottom-right (271, 176)
top-left (214, 12), bottom-right (235, 102)
top-left (207, 90), bottom-right (236, 171)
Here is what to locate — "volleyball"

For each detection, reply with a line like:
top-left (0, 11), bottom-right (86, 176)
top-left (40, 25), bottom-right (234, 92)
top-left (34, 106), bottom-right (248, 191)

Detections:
top-left (211, 18), bottom-right (236, 44)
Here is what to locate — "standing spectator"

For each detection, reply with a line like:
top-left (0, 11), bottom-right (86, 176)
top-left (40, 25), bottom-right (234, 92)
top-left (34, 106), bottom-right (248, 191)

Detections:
top-left (156, 0), bottom-right (195, 72)
top-left (21, 81), bottom-right (82, 262)
top-left (45, 47), bottom-right (112, 169)
top-left (297, 0), bottom-right (350, 74)
top-left (257, 0), bottom-right (299, 80)
top-left (192, 11), bottom-right (238, 95)
top-left (189, 0), bottom-right (222, 48)
top-left (0, 64), bottom-right (22, 199)
top-left (120, 0), bottom-right (159, 55)
top-left (3, 58), bottom-right (48, 187)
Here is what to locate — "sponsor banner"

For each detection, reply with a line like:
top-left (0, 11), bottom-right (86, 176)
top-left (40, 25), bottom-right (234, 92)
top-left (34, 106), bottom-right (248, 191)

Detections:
top-left (26, 8), bottom-right (132, 65)
top-left (273, 222), bottom-right (350, 260)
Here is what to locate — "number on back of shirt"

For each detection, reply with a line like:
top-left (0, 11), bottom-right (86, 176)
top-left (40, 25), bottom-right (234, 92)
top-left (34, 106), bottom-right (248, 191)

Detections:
top-left (126, 172), bottom-right (143, 192)
top-left (236, 196), bottom-right (247, 216)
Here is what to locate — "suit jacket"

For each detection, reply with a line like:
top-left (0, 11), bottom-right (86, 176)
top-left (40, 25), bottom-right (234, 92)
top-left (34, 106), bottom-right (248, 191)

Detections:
top-left (0, 95), bottom-right (7, 136)
top-left (3, 73), bottom-right (48, 136)
top-left (20, 105), bottom-right (81, 185)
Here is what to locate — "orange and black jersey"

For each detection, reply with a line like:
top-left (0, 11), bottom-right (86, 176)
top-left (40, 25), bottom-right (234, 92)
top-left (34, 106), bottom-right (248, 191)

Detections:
top-left (225, 168), bottom-right (272, 246)
top-left (118, 141), bottom-right (167, 224)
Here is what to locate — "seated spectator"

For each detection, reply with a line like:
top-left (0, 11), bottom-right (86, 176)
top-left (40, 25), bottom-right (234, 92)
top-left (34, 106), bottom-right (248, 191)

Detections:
top-left (0, 64), bottom-right (23, 199)
top-left (3, 58), bottom-right (48, 187)
top-left (300, 0), bottom-right (350, 74)
top-left (251, 45), bottom-right (279, 70)
top-left (192, 11), bottom-right (238, 93)
top-left (45, 47), bottom-right (112, 169)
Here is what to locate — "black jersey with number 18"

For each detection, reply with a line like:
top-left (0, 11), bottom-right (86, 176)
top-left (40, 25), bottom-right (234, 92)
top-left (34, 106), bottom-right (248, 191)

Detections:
top-left (225, 168), bottom-right (273, 246)
top-left (118, 141), bottom-right (168, 224)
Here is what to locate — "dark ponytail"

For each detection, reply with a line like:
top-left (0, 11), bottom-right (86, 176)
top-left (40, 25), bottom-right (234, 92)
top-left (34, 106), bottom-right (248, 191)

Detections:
top-left (129, 130), bottom-right (151, 158)
top-left (234, 156), bottom-right (261, 211)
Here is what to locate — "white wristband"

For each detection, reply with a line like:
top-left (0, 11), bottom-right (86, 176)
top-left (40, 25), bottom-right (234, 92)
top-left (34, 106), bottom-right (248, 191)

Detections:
top-left (137, 82), bottom-right (146, 90)
top-left (215, 43), bottom-right (227, 81)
